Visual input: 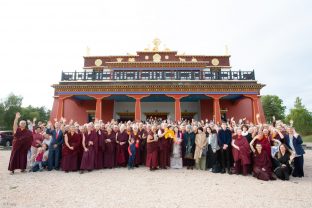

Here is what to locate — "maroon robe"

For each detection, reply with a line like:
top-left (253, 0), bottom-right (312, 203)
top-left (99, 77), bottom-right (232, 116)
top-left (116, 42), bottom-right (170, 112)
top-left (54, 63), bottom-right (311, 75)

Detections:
top-left (146, 131), bottom-right (158, 168)
top-left (61, 132), bottom-right (80, 171)
top-left (232, 135), bottom-right (251, 175)
top-left (115, 131), bottom-right (129, 167)
top-left (80, 131), bottom-right (97, 170)
top-left (94, 130), bottom-right (104, 169)
top-left (158, 129), bottom-right (170, 168)
top-left (132, 132), bottom-right (141, 166)
top-left (8, 128), bottom-right (32, 171)
top-left (31, 132), bottom-right (43, 148)
top-left (138, 128), bottom-right (147, 165)
top-left (104, 132), bottom-right (116, 168)
top-left (232, 135), bottom-right (251, 165)
top-left (252, 150), bottom-right (273, 181)
top-left (77, 132), bottom-right (83, 168)
top-left (254, 136), bottom-right (271, 159)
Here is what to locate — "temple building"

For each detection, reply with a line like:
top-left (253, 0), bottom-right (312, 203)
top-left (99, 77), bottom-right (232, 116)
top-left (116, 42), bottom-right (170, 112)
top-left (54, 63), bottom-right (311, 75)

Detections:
top-left (50, 39), bottom-right (266, 124)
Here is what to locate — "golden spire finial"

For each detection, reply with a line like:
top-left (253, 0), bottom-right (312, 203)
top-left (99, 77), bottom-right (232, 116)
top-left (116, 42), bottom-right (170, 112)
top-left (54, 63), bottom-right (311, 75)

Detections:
top-left (164, 44), bottom-right (171, 51)
top-left (225, 45), bottom-right (229, 55)
top-left (144, 44), bottom-right (151, 51)
top-left (152, 38), bottom-right (161, 51)
top-left (86, 46), bottom-right (90, 56)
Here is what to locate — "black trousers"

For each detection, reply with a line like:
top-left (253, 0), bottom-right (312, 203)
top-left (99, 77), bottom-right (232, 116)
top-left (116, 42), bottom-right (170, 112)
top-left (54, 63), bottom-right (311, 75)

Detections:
top-left (293, 155), bottom-right (304, 177)
top-left (275, 166), bottom-right (291, 180)
top-left (206, 145), bottom-right (218, 169)
top-left (219, 146), bottom-right (231, 170)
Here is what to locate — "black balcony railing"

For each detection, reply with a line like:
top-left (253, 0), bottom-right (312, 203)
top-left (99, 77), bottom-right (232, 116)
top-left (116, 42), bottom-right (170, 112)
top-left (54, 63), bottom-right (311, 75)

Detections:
top-left (61, 70), bottom-right (255, 81)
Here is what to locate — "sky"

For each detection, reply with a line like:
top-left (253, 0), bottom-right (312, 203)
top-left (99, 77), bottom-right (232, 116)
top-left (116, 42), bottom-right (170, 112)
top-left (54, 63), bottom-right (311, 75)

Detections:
top-left (0, 0), bottom-right (311, 112)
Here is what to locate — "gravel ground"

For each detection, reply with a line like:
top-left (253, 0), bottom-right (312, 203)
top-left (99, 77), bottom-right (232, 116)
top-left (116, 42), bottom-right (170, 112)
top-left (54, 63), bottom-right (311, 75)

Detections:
top-left (1, 150), bottom-right (312, 208)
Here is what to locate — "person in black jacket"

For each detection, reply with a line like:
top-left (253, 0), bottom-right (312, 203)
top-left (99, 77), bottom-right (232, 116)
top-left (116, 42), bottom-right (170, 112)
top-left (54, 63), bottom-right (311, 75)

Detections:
top-left (273, 144), bottom-right (294, 180)
top-left (217, 122), bottom-right (232, 174)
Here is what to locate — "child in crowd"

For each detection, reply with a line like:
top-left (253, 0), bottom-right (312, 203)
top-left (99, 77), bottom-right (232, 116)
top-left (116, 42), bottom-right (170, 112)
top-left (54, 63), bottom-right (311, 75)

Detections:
top-left (128, 137), bottom-right (136, 169)
top-left (31, 144), bottom-right (48, 172)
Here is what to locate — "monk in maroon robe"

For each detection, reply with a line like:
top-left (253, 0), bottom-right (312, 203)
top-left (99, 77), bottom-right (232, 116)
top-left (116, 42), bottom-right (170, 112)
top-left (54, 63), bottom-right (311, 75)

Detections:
top-left (131, 126), bottom-right (141, 167)
top-left (76, 127), bottom-right (84, 169)
top-left (61, 126), bottom-right (81, 172)
top-left (115, 125), bottom-right (129, 167)
top-left (104, 126), bottom-right (116, 168)
top-left (251, 143), bottom-right (274, 181)
top-left (158, 124), bottom-right (170, 169)
top-left (231, 129), bottom-right (251, 176)
top-left (8, 112), bottom-right (33, 174)
top-left (146, 126), bottom-right (158, 171)
top-left (138, 124), bottom-right (147, 165)
top-left (254, 131), bottom-right (272, 160)
top-left (80, 124), bottom-right (97, 173)
top-left (94, 126), bottom-right (104, 169)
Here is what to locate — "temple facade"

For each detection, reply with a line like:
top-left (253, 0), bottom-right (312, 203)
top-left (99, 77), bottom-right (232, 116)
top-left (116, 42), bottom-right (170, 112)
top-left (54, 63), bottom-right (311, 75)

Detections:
top-left (50, 39), bottom-right (266, 124)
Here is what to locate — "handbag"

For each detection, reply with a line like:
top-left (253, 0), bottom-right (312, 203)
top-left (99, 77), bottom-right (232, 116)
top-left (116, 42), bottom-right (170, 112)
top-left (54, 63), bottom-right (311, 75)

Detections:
top-left (185, 152), bottom-right (193, 159)
top-left (201, 145), bottom-right (208, 157)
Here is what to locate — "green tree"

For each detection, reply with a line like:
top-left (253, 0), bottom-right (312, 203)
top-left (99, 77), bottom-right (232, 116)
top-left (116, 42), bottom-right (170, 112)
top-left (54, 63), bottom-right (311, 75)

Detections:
top-left (261, 95), bottom-right (286, 123)
top-left (0, 102), bottom-right (5, 129)
top-left (0, 94), bottom-right (50, 130)
top-left (2, 94), bottom-right (23, 129)
top-left (21, 105), bottom-right (50, 123)
top-left (286, 97), bottom-right (312, 135)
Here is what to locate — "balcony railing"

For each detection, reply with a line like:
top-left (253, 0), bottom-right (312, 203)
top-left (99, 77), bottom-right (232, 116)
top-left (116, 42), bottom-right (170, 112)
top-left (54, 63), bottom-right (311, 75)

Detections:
top-left (61, 70), bottom-right (255, 81)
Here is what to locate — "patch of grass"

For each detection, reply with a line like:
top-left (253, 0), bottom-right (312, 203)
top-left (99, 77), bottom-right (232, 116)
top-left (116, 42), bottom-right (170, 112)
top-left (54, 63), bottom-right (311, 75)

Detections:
top-left (303, 135), bottom-right (312, 143)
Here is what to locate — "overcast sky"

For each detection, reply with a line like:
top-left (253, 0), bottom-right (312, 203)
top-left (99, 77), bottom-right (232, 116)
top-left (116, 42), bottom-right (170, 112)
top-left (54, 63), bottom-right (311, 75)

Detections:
top-left (0, 0), bottom-right (311, 112)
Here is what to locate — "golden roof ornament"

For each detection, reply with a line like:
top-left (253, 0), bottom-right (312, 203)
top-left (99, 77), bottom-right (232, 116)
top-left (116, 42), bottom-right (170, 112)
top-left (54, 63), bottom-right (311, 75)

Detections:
top-left (144, 44), bottom-right (151, 51)
top-left (211, 58), bottom-right (219, 66)
top-left (128, 58), bottom-right (135, 62)
top-left (152, 38), bottom-right (161, 51)
top-left (191, 57), bottom-right (197, 62)
top-left (86, 46), bottom-right (90, 56)
top-left (153, 54), bottom-right (161, 62)
top-left (179, 57), bottom-right (186, 62)
top-left (163, 44), bottom-right (171, 51)
top-left (225, 45), bottom-right (229, 56)
top-left (94, 59), bottom-right (102, 66)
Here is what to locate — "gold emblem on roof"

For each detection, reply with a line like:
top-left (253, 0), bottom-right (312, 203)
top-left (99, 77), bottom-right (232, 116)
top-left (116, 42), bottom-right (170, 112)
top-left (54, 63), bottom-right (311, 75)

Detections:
top-left (179, 58), bottom-right (186, 62)
top-left (211, 58), bottom-right (219, 66)
top-left (128, 58), bottom-right (135, 62)
top-left (153, 54), bottom-right (161, 62)
top-left (191, 57), bottom-right (197, 62)
top-left (94, 59), bottom-right (102, 66)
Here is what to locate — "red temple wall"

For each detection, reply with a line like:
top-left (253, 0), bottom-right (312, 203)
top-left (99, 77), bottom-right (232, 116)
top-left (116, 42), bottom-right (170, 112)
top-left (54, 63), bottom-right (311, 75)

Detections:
top-left (50, 96), bottom-right (264, 124)
top-left (258, 97), bottom-right (266, 123)
top-left (63, 98), bottom-right (96, 124)
top-left (220, 98), bottom-right (253, 122)
top-left (200, 99), bottom-right (213, 121)
top-left (50, 98), bottom-right (114, 124)
top-left (102, 100), bottom-right (114, 122)
top-left (50, 97), bottom-right (59, 121)
top-left (200, 98), bottom-right (258, 123)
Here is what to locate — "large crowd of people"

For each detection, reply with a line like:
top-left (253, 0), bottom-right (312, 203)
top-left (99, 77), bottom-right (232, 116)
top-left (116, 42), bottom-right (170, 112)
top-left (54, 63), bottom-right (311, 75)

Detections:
top-left (8, 112), bottom-right (305, 181)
